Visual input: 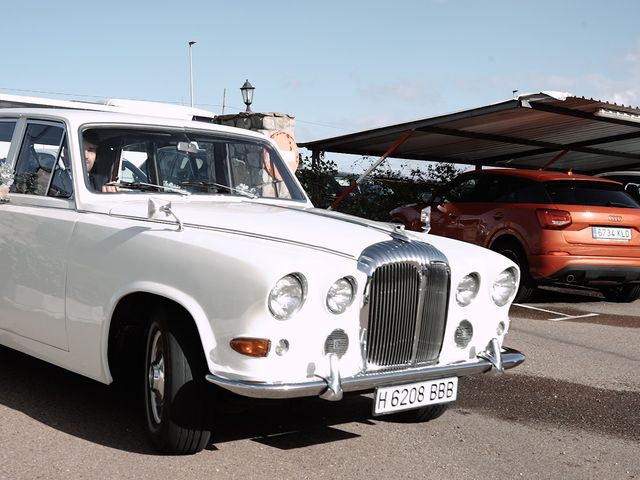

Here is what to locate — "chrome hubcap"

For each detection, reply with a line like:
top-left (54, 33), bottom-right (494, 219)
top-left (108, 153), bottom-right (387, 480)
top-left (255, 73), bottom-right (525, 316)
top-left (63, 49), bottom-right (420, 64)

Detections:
top-left (148, 330), bottom-right (165, 425)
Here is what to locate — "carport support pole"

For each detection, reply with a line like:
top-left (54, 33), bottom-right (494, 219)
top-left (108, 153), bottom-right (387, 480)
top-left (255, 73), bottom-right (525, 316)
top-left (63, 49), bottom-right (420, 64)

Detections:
top-left (540, 150), bottom-right (569, 171)
top-left (312, 149), bottom-right (321, 169)
top-left (328, 129), bottom-right (415, 210)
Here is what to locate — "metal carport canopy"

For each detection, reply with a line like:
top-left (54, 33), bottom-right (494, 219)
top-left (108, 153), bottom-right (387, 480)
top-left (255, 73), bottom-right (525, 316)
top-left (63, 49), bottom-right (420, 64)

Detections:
top-left (299, 91), bottom-right (640, 175)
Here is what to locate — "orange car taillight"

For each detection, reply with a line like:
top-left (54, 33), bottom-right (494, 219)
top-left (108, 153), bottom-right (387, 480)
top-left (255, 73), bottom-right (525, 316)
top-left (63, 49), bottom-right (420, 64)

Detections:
top-left (536, 209), bottom-right (572, 229)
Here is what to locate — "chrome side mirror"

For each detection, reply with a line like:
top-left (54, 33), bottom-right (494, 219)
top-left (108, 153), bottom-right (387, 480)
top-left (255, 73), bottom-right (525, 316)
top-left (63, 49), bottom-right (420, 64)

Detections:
top-left (148, 198), bottom-right (183, 231)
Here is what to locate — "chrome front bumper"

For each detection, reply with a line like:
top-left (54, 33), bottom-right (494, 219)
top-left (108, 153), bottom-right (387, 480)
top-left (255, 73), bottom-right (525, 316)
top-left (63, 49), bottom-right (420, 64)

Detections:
top-left (205, 340), bottom-right (525, 401)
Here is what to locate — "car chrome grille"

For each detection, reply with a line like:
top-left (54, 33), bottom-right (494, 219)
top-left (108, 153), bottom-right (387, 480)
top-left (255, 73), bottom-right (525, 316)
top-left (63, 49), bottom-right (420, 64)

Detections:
top-left (359, 239), bottom-right (450, 370)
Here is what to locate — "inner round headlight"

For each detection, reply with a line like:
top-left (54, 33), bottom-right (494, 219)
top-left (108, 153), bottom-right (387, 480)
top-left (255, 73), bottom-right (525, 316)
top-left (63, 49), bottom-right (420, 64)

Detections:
top-left (269, 274), bottom-right (306, 320)
top-left (456, 273), bottom-right (480, 306)
top-left (492, 267), bottom-right (518, 306)
top-left (326, 277), bottom-right (355, 314)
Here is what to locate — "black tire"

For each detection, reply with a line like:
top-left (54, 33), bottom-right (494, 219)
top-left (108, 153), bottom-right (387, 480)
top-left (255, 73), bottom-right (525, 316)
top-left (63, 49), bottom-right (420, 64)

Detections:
top-left (385, 403), bottom-right (449, 423)
top-left (144, 308), bottom-right (212, 454)
top-left (599, 284), bottom-right (640, 303)
top-left (492, 241), bottom-right (537, 303)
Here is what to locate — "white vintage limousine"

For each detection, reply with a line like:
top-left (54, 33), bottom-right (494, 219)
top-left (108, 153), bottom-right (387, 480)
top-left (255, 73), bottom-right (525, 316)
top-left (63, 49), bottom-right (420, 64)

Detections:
top-left (0, 94), bottom-right (524, 454)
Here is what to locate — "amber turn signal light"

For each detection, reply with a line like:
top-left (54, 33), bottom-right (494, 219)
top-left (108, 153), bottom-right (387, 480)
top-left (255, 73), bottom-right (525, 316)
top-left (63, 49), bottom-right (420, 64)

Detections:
top-left (230, 338), bottom-right (271, 357)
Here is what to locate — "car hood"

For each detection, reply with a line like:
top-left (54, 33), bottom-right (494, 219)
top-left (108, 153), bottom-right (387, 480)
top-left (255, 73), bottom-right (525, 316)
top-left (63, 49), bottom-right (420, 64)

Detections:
top-left (108, 199), bottom-right (403, 258)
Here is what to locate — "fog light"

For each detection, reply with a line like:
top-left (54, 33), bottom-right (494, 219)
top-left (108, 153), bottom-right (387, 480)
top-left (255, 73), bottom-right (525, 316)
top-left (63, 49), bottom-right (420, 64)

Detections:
top-left (324, 329), bottom-right (349, 358)
top-left (275, 339), bottom-right (289, 356)
top-left (454, 320), bottom-right (473, 349)
top-left (230, 337), bottom-right (270, 357)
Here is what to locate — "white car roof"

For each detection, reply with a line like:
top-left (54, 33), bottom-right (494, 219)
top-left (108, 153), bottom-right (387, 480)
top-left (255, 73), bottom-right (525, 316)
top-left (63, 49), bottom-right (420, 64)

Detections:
top-left (0, 93), bottom-right (268, 140)
top-left (0, 93), bottom-right (215, 120)
top-left (0, 108), bottom-right (269, 141)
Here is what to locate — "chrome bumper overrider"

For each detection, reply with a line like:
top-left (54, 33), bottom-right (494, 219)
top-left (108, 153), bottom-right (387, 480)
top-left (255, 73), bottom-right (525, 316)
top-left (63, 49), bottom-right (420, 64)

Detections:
top-left (205, 340), bottom-right (525, 401)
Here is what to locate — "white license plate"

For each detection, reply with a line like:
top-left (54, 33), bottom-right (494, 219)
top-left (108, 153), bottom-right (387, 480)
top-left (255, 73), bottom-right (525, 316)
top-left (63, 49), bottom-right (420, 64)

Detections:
top-left (373, 377), bottom-right (458, 415)
top-left (592, 226), bottom-right (632, 241)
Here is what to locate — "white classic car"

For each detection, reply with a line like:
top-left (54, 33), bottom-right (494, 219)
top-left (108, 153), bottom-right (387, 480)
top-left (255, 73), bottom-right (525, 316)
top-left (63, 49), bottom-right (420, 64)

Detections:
top-left (0, 95), bottom-right (524, 454)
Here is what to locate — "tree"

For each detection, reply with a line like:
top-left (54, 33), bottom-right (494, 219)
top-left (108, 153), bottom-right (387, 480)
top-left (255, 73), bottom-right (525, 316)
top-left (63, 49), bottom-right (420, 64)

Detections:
top-left (295, 154), bottom-right (464, 221)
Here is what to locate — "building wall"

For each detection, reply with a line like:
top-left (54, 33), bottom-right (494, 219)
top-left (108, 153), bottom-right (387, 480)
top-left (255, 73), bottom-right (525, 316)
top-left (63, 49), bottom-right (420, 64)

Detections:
top-left (213, 112), bottom-right (295, 138)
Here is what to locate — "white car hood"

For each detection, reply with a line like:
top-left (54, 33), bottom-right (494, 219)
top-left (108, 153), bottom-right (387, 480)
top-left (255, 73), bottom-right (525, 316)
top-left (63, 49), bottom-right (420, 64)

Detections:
top-left (108, 199), bottom-right (401, 258)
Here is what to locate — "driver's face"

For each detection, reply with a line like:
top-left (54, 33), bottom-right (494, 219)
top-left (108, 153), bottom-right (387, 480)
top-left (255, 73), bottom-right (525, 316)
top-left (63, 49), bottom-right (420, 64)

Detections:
top-left (84, 141), bottom-right (97, 171)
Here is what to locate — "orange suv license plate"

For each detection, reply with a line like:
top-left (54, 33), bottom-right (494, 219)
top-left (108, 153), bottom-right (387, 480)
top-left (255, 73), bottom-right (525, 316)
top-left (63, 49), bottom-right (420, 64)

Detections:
top-left (592, 226), bottom-right (631, 241)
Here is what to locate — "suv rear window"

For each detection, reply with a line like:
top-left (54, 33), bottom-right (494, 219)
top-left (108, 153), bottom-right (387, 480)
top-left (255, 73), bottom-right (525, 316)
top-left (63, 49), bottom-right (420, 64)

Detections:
top-left (544, 180), bottom-right (640, 208)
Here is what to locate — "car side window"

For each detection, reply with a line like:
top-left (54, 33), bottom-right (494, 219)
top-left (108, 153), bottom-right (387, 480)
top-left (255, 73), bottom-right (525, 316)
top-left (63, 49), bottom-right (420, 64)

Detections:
top-left (0, 121), bottom-right (16, 162)
top-left (48, 139), bottom-right (73, 198)
top-left (475, 175), bottom-right (511, 202)
top-left (443, 177), bottom-right (481, 202)
top-left (510, 178), bottom-right (550, 203)
top-left (12, 122), bottom-right (72, 198)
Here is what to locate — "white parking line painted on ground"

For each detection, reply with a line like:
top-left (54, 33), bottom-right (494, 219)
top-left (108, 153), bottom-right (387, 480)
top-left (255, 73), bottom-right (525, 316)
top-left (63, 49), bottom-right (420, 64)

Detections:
top-left (548, 313), bottom-right (600, 322)
top-left (513, 303), bottom-right (599, 322)
top-left (513, 303), bottom-right (568, 316)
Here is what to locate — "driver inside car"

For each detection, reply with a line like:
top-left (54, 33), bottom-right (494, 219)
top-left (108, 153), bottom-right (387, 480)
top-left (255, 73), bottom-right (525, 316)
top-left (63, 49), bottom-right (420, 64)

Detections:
top-left (83, 132), bottom-right (118, 192)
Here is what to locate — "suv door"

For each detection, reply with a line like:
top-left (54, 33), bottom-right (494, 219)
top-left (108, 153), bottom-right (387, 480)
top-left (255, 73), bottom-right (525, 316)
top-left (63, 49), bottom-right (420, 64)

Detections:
top-left (431, 174), bottom-right (484, 241)
top-left (431, 173), bottom-right (528, 246)
top-left (0, 120), bottom-right (76, 350)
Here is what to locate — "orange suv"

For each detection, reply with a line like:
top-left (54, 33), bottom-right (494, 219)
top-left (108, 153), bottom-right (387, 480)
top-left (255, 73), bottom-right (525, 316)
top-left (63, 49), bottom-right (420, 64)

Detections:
top-left (390, 169), bottom-right (640, 302)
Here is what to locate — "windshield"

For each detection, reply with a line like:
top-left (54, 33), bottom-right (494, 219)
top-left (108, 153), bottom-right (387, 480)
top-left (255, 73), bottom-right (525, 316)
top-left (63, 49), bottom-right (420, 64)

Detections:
top-left (81, 127), bottom-right (305, 201)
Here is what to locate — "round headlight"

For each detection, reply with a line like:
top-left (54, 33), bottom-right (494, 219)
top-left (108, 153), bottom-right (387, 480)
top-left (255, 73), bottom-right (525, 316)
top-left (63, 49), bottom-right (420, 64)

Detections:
top-left (269, 274), bottom-right (306, 320)
top-left (492, 267), bottom-right (518, 306)
top-left (456, 273), bottom-right (480, 306)
top-left (326, 277), bottom-right (355, 314)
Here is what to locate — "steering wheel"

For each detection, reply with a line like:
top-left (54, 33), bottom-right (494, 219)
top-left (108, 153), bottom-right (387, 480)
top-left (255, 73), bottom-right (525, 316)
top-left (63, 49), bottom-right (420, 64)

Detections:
top-left (121, 160), bottom-right (149, 183)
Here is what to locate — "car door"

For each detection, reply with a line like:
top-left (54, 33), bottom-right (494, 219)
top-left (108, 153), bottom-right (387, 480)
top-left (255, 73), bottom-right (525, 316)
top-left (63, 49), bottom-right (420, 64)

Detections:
top-left (430, 174), bottom-right (482, 241)
top-left (0, 119), bottom-right (76, 350)
top-left (455, 174), bottom-right (513, 245)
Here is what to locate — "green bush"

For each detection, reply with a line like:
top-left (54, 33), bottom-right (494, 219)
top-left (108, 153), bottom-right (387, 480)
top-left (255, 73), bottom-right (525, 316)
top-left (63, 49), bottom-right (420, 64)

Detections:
top-left (295, 154), bottom-right (463, 221)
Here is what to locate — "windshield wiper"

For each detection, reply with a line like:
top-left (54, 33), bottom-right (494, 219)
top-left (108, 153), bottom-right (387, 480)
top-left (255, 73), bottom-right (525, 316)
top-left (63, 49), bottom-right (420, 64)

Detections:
top-left (117, 181), bottom-right (191, 195)
top-left (180, 181), bottom-right (257, 199)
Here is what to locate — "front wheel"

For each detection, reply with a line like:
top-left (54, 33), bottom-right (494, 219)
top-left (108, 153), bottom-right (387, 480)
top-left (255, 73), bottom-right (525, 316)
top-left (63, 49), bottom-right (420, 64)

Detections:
top-left (144, 310), bottom-right (212, 454)
top-left (599, 284), bottom-right (640, 303)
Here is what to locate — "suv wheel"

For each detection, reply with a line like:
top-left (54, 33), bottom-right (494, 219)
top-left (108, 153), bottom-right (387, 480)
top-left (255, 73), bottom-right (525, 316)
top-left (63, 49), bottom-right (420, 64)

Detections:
top-left (599, 284), bottom-right (640, 303)
top-left (492, 241), bottom-right (537, 303)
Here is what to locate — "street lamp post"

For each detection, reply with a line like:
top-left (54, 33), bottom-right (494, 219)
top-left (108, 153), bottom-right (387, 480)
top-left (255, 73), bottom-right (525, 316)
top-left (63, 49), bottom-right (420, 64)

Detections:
top-left (188, 41), bottom-right (196, 107)
top-left (240, 79), bottom-right (255, 113)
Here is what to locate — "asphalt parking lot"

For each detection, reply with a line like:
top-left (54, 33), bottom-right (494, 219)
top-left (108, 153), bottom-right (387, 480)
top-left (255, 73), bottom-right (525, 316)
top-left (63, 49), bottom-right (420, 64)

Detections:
top-left (0, 286), bottom-right (638, 480)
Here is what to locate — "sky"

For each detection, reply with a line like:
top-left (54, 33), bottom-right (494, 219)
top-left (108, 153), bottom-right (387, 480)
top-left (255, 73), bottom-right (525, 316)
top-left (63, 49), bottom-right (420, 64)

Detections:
top-left (3, 0), bottom-right (640, 171)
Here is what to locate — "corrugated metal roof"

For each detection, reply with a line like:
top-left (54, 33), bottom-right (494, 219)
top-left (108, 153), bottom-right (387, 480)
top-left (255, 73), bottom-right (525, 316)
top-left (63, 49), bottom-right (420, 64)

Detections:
top-left (300, 92), bottom-right (640, 175)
